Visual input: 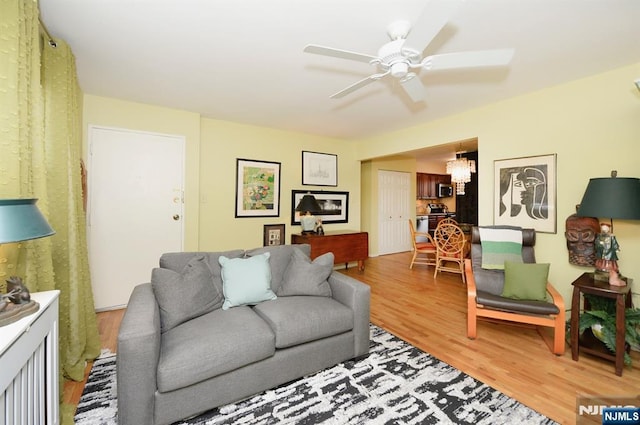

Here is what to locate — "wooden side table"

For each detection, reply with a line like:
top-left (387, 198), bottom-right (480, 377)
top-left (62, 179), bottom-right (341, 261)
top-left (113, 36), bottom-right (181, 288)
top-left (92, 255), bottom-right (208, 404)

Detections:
top-left (291, 231), bottom-right (368, 271)
top-left (570, 272), bottom-right (632, 376)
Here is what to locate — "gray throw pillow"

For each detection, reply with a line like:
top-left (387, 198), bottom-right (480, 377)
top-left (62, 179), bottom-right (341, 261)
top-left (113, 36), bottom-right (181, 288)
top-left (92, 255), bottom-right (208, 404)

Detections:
top-left (151, 255), bottom-right (223, 332)
top-left (278, 250), bottom-right (333, 297)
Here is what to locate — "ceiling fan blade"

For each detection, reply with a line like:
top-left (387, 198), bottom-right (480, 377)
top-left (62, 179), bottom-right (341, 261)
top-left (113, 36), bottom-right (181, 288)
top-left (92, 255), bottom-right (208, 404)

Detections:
top-left (400, 75), bottom-right (426, 103)
top-left (422, 49), bottom-right (515, 71)
top-left (403, 0), bottom-right (465, 53)
top-left (304, 44), bottom-right (378, 64)
top-left (330, 72), bottom-right (389, 99)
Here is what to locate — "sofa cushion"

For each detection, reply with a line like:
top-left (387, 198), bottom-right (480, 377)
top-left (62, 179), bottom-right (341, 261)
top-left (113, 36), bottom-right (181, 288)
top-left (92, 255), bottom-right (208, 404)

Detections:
top-left (151, 256), bottom-right (223, 332)
top-left (220, 252), bottom-right (277, 310)
top-left (278, 250), bottom-right (333, 297)
top-left (159, 250), bottom-right (245, 300)
top-left (253, 296), bottom-right (353, 349)
top-left (157, 306), bottom-right (275, 392)
top-left (159, 250), bottom-right (245, 273)
top-left (478, 227), bottom-right (523, 269)
top-left (245, 245), bottom-right (311, 294)
top-left (502, 261), bottom-right (550, 301)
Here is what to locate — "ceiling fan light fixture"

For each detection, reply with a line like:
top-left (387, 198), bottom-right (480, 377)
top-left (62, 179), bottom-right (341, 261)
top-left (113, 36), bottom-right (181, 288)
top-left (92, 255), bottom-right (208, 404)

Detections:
top-left (390, 62), bottom-right (409, 78)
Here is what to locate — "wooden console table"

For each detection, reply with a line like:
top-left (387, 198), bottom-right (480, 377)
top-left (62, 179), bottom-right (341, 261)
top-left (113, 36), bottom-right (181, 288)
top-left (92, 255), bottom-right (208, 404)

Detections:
top-left (570, 272), bottom-right (632, 376)
top-left (291, 231), bottom-right (368, 271)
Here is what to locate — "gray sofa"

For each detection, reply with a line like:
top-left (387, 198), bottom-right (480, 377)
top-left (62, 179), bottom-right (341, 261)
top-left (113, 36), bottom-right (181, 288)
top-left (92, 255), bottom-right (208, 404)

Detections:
top-left (116, 244), bottom-right (371, 425)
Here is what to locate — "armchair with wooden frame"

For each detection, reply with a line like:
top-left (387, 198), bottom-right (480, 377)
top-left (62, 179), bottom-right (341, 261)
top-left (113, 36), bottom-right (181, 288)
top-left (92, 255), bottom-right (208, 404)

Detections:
top-left (408, 219), bottom-right (436, 269)
top-left (465, 226), bottom-right (565, 355)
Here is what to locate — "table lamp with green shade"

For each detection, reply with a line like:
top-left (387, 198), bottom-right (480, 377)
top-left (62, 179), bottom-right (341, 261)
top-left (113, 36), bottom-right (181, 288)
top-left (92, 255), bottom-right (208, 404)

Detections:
top-left (576, 171), bottom-right (640, 285)
top-left (0, 198), bottom-right (55, 325)
top-left (295, 194), bottom-right (322, 234)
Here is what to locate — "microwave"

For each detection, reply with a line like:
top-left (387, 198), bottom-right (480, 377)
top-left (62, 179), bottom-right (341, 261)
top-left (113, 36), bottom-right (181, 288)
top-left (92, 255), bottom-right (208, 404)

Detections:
top-left (437, 183), bottom-right (453, 198)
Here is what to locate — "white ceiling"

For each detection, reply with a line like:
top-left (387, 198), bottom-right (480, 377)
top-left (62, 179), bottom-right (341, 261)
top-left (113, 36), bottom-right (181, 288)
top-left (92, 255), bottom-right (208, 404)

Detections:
top-left (39, 0), bottom-right (640, 145)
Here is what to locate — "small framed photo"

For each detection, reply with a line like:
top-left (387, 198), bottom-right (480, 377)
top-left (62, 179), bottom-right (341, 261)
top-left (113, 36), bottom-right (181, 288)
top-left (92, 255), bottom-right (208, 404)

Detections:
top-left (291, 190), bottom-right (349, 225)
top-left (494, 153), bottom-right (557, 233)
top-left (302, 151), bottom-right (337, 187)
top-left (235, 158), bottom-right (281, 218)
top-left (263, 224), bottom-right (285, 246)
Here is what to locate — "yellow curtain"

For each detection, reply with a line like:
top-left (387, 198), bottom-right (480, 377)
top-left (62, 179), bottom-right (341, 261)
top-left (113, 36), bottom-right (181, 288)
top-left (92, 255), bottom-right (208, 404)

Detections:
top-left (0, 0), bottom-right (100, 381)
top-left (42, 39), bottom-right (102, 380)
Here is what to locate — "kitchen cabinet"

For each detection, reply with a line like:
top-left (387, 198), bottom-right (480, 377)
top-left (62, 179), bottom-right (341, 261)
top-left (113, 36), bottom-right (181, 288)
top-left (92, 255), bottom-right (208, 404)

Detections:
top-left (417, 173), bottom-right (451, 199)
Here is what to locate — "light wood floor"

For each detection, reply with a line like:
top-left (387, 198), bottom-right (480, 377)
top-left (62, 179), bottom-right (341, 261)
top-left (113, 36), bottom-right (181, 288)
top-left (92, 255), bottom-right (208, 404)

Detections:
top-left (63, 252), bottom-right (640, 424)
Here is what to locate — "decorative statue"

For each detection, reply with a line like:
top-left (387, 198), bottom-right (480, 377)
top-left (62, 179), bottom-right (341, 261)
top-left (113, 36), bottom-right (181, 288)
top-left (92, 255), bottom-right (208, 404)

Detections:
top-left (594, 223), bottom-right (625, 286)
top-left (564, 213), bottom-right (600, 266)
top-left (6, 276), bottom-right (31, 304)
top-left (0, 276), bottom-right (39, 326)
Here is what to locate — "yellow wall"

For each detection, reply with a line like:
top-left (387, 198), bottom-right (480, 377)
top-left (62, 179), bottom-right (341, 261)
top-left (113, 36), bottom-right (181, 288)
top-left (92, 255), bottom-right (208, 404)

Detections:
top-left (198, 118), bottom-right (361, 251)
top-left (83, 96), bottom-right (361, 253)
top-left (82, 95), bottom-right (201, 250)
top-left (356, 63), bottom-right (640, 305)
top-left (82, 63), bottom-right (640, 306)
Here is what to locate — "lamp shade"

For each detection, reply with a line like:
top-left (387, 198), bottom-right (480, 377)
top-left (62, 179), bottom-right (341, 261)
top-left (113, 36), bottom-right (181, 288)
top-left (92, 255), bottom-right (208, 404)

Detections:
top-left (576, 177), bottom-right (640, 220)
top-left (295, 194), bottom-right (321, 214)
top-left (0, 199), bottom-right (55, 243)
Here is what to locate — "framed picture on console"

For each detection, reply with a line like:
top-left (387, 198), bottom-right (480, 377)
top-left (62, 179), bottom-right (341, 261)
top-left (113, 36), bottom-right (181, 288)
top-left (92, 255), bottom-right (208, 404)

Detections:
top-left (493, 153), bottom-right (557, 233)
top-left (291, 190), bottom-right (348, 225)
top-left (235, 158), bottom-right (281, 217)
top-left (302, 151), bottom-right (338, 186)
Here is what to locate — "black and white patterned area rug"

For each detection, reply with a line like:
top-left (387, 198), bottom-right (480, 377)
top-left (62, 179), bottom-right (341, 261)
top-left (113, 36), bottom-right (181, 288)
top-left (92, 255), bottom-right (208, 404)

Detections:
top-left (74, 325), bottom-right (557, 425)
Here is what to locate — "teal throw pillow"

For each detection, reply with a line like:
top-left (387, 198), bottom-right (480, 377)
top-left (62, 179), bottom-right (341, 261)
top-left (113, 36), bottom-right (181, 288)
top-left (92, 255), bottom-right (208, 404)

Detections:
top-left (219, 252), bottom-right (277, 310)
top-left (479, 227), bottom-right (523, 269)
top-left (151, 255), bottom-right (223, 333)
top-left (278, 250), bottom-right (333, 297)
top-left (502, 261), bottom-right (550, 301)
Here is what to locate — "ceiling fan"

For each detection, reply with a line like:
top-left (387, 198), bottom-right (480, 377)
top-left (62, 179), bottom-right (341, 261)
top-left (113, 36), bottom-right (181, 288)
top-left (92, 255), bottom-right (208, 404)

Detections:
top-left (303, 0), bottom-right (514, 103)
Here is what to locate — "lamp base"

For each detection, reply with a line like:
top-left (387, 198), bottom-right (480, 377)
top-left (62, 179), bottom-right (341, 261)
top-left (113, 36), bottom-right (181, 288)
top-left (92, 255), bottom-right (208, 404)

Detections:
top-left (593, 269), bottom-right (627, 286)
top-left (301, 230), bottom-right (316, 235)
top-left (593, 269), bottom-right (610, 282)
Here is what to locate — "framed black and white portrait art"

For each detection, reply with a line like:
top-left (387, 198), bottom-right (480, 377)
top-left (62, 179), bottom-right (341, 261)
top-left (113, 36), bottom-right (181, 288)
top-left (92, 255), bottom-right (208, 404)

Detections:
top-left (494, 153), bottom-right (557, 233)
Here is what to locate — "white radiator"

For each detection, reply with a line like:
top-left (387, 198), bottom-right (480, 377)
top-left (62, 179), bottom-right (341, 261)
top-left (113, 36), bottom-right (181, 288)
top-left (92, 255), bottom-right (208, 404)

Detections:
top-left (0, 291), bottom-right (60, 425)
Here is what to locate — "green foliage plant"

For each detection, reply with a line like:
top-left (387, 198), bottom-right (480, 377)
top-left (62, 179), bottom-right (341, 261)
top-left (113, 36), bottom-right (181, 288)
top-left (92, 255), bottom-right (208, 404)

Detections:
top-left (578, 293), bottom-right (640, 366)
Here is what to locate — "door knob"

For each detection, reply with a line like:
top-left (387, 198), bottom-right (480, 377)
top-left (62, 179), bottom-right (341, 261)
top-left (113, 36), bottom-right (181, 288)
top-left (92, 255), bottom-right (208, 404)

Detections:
top-left (173, 214), bottom-right (180, 221)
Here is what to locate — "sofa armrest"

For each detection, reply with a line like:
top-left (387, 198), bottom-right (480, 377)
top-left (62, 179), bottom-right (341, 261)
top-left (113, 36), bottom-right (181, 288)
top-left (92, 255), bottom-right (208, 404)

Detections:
top-left (328, 271), bottom-right (371, 357)
top-left (117, 283), bottom-right (161, 425)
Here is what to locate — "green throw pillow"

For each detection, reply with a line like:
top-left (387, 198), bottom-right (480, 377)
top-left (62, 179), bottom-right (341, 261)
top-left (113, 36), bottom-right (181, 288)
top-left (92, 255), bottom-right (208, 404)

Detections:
top-left (479, 227), bottom-right (523, 269)
top-left (219, 252), bottom-right (277, 310)
top-left (502, 261), bottom-right (550, 301)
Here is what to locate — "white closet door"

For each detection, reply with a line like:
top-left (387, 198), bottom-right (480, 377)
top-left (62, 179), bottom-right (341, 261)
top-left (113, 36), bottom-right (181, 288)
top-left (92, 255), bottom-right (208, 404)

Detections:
top-left (378, 170), bottom-right (411, 255)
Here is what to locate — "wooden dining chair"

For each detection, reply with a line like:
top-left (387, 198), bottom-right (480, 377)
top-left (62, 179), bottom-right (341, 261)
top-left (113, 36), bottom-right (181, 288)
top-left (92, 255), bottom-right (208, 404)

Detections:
top-left (433, 221), bottom-right (466, 283)
top-left (408, 219), bottom-right (437, 269)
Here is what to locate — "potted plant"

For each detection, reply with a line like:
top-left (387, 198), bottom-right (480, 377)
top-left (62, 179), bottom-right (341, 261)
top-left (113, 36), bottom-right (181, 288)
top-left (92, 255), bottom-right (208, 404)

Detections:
top-left (578, 293), bottom-right (640, 366)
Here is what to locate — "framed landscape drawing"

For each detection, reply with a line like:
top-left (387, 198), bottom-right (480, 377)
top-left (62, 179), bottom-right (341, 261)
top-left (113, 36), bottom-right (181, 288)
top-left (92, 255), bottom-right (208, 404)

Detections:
top-left (302, 151), bottom-right (338, 186)
top-left (494, 153), bottom-right (557, 233)
top-left (235, 158), bottom-right (281, 217)
top-left (291, 190), bottom-right (348, 225)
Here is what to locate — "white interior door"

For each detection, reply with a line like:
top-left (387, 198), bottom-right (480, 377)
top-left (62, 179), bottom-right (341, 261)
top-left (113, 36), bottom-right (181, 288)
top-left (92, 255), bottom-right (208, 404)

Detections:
top-left (88, 126), bottom-right (185, 310)
top-left (378, 170), bottom-right (411, 255)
